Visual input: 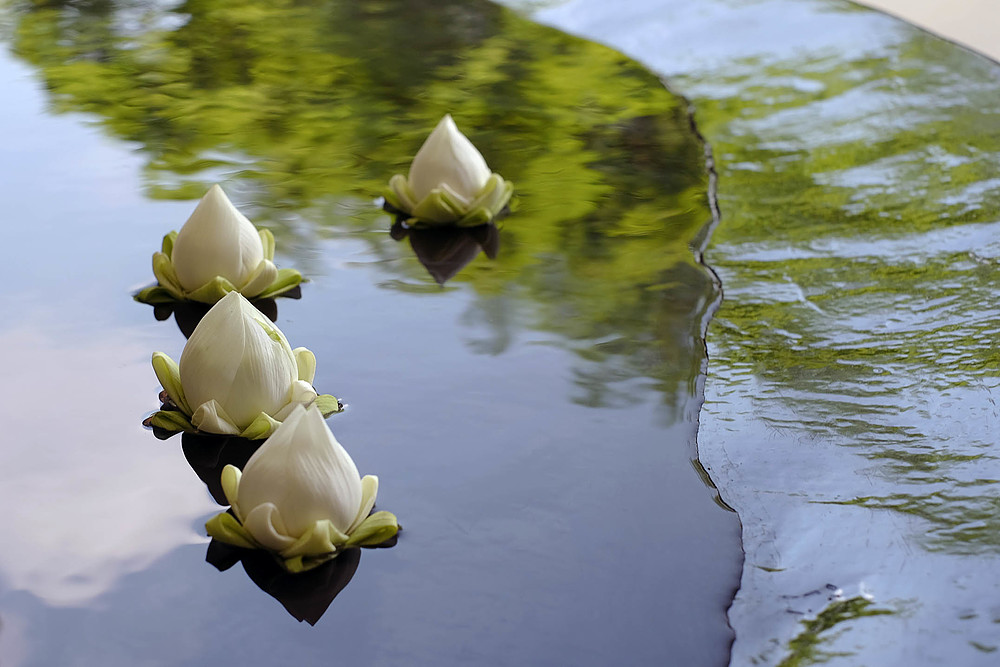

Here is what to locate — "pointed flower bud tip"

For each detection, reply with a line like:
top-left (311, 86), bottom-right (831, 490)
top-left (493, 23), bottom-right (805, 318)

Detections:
top-left (170, 184), bottom-right (265, 292)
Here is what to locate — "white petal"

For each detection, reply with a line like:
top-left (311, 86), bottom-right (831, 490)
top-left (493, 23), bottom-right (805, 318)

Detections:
top-left (293, 347), bottom-right (316, 383)
top-left (408, 115), bottom-right (491, 203)
top-left (435, 181), bottom-right (473, 208)
top-left (180, 292), bottom-right (298, 431)
top-left (348, 475), bottom-right (378, 535)
top-left (273, 381), bottom-right (318, 421)
top-left (171, 184), bottom-right (264, 292)
top-left (239, 405), bottom-right (363, 537)
top-left (221, 465), bottom-right (242, 516)
top-left (242, 502), bottom-right (297, 551)
top-left (240, 258), bottom-right (278, 296)
top-left (190, 399), bottom-right (241, 436)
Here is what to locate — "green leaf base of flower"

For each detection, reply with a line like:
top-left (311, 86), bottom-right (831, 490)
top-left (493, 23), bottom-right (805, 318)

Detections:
top-left (345, 512), bottom-right (401, 548)
top-left (313, 394), bottom-right (344, 417)
top-left (144, 409), bottom-right (194, 440)
top-left (144, 394), bottom-right (342, 440)
top-left (147, 353), bottom-right (342, 439)
top-left (134, 230), bottom-right (305, 306)
top-left (384, 173), bottom-right (514, 228)
top-left (206, 510), bottom-right (400, 574)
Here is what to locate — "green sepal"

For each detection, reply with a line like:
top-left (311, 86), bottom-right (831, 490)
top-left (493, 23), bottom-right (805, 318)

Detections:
top-left (151, 352), bottom-right (191, 414)
top-left (279, 520), bottom-right (348, 573)
top-left (314, 394), bottom-right (343, 417)
top-left (282, 520), bottom-right (348, 559)
top-left (456, 174), bottom-right (513, 227)
top-left (147, 409), bottom-right (194, 433)
top-left (206, 511), bottom-right (259, 550)
top-left (411, 188), bottom-right (466, 224)
top-left (185, 276), bottom-right (239, 304)
top-left (221, 465), bottom-right (241, 507)
top-left (259, 228), bottom-right (275, 261)
top-left (457, 208), bottom-right (491, 227)
top-left (161, 230), bottom-right (178, 257)
top-left (206, 506), bottom-right (398, 574)
top-left (150, 251), bottom-right (186, 299)
top-left (255, 267), bottom-right (304, 299)
top-left (137, 228), bottom-right (303, 306)
top-left (239, 412), bottom-right (282, 440)
top-left (134, 285), bottom-right (179, 305)
top-left (388, 173), bottom-right (513, 228)
top-left (384, 174), bottom-right (416, 212)
top-left (282, 552), bottom-right (337, 574)
top-left (345, 511), bottom-right (400, 547)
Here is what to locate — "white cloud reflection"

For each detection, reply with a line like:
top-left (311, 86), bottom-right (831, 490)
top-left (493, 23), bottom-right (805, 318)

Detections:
top-left (0, 326), bottom-right (216, 606)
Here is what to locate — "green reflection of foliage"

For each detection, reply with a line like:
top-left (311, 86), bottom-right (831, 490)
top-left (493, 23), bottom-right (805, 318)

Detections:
top-left (7, 0), bottom-right (715, 411)
top-left (686, 24), bottom-right (1000, 554)
top-left (776, 597), bottom-right (895, 667)
top-left (832, 489), bottom-right (1000, 556)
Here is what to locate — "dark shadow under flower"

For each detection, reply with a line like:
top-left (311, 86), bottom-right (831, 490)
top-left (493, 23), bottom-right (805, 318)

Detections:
top-left (206, 539), bottom-right (362, 625)
top-left (182, 433), bottom-right (264, 505)
top-left (390, 219), bottom-right (500, 284)
top-left (150, 293), bottom-right (291, 338)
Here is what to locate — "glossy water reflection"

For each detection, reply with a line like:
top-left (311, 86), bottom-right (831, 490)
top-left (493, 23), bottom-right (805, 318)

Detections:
top-left (0, 0), bottom-right (740, 664)
top-left (390, 221), bottom-right (500, 285)
top-left (0, 325), bottom-right (214, 607)
top-left (181, 434), bottom-right (262, 504)
top-left (509, 0), bottom-right (1000, 664)
top-left (9, 0), bottom-right (717, 410)
top-left (206, 543), bottom-right (362, 626)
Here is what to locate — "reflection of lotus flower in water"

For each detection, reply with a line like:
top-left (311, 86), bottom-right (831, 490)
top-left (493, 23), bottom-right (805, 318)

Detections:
top-left (385, 115), bottom-right (513, 227)
top-left (182, 433), bottom-right (264, 505)
top-left (135, 184), bottom-right (303, 304)
top-left (206, 404), bottom-right (400, 573)
top-left (391, 220), bottom-right (500, 284)
top-left (148, 291), bottom-right (341, 439)
top-left (210, 544), bottom-right (363, 625)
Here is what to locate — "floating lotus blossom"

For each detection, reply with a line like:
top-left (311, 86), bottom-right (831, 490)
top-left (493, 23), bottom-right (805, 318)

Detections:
top-left (135, 184), bottom-right (303, 304)
top-left (147, 291), bottom-right (340, 439)
top-left (385, 115), bottom-right (513, 227)
top-left (206, 404), bottom-right (399, 573)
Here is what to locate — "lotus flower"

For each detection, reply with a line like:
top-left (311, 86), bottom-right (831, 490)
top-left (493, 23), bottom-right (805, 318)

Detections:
top-left (385, 115), bottom-right (513, 227)
top-left (148, 291), bottom-right (340, 439)
top-left (206, 404), bottom-right (399, 572)
top-left (135, 184), bottom-right (303, 304)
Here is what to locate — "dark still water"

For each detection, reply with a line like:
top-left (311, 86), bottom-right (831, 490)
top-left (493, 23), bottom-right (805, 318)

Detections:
top-left (0, 1), bottom-right (740, 665)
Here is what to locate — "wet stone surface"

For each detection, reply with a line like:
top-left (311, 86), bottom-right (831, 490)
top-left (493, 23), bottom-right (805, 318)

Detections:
top-left (507, 0), bottom-right (1000, 664)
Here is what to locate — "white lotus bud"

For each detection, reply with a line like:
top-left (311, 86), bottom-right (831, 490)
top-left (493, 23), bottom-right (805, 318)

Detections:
top-left (384, 115), bottom-right (513, 226)
top-left (230, 405), bottom-right (376, 551)
top-left (408, 115), bottom-right (492, 204)
top-left (177, 291), bottom-right (317, 434)
top-left (171, 184), bottom-right (265, 292)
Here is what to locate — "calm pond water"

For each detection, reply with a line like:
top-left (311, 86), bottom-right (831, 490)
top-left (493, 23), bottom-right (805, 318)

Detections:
top-left (0, 1), bottom-right (741, 665)
top-left (509, 0), bottom-right (1000, 665)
